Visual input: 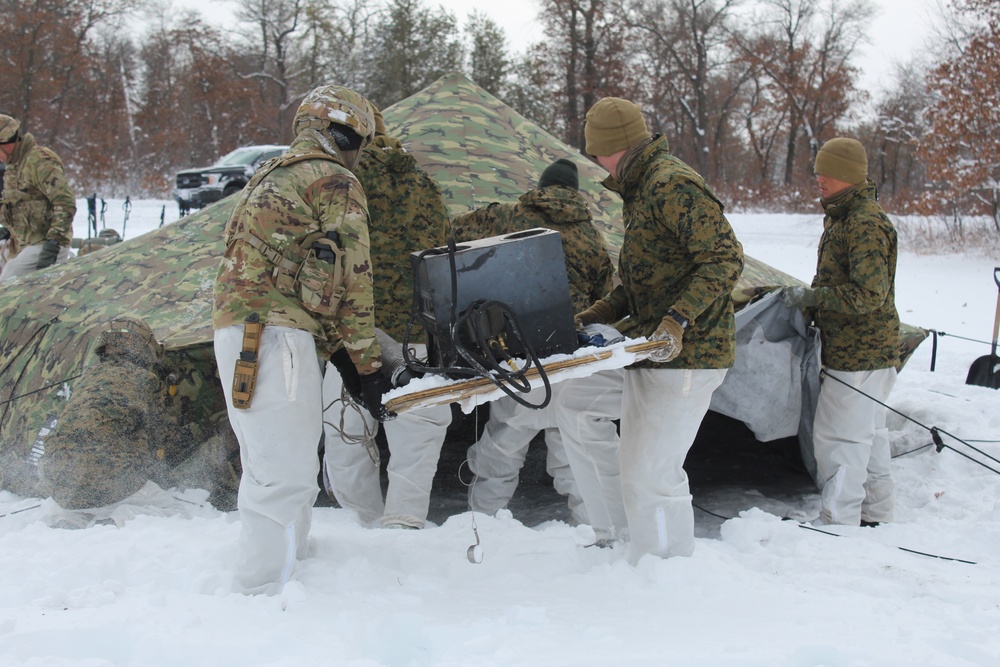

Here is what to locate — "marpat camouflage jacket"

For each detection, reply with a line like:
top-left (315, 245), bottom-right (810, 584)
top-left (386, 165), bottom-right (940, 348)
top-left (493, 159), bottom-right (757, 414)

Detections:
top-left (451, 185), bottom-right (614, 312)
top-left (603, 136), bottom-right (744, 369)
top-left (354, 135), bottom-right (450, 342)
top-left (0, 133), bottom-right (75, 248)
top-left (213, 136), bottom-right (381, 373)
top-left (36, 357), bottom-right (185, 509)
top-left (812, 180), bottom-right (900, 371)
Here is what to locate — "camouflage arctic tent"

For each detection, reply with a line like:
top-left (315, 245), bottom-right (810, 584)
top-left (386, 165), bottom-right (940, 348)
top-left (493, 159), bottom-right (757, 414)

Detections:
top-left (0, 72), bottom-right (925, 497)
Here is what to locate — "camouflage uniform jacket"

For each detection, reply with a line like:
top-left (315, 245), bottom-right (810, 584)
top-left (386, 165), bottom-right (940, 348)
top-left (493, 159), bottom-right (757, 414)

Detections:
top-left (0, 133), bottom-right (76, 248)
top-left (811, 180), bottom-right (900, 371)
top-left (603, 136), bottom-right (744, 369)
top-left (451, 186), bottom-right (614, 312)
top-left (36, 357), bottom-right (184, 509)
top-left (354, 135), bottom-right (450, 341)
top-left (213, 136), bottom-right (381, 373)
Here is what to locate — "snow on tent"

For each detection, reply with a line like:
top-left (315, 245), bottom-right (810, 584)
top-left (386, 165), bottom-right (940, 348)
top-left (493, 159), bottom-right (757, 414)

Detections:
top-left (0, 72), bottom-right (926, 500)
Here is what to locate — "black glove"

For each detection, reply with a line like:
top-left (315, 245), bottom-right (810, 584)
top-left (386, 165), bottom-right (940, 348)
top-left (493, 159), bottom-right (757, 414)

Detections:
top-left (36, 238), bottom-right (61, 269)
top-left (329, 347), bottom-right (364, 406)
top-left (360, 371), bottom-right (396, 422)
top-left (0, 227), bottom-right (9, 241)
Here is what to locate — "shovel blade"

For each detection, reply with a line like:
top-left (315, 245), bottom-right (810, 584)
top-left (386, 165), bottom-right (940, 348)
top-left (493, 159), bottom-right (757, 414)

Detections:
top-left (966, 354), bottom-right (1000, 389)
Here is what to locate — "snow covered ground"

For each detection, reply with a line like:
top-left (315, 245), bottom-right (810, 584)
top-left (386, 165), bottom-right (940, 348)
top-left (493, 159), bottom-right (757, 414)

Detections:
top-left (1, 200), bottom-right (998, 667)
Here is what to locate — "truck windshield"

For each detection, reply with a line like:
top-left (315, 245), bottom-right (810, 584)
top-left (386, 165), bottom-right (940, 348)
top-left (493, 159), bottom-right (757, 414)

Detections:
top-left (215, 147), bottom-right (263, 167)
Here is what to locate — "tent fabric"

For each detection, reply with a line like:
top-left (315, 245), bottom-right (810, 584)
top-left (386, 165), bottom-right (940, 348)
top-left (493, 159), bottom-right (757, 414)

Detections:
top-left (0, 72), bottom-right (925, 498)
top-left (710, 291), bottom-right (824, 481)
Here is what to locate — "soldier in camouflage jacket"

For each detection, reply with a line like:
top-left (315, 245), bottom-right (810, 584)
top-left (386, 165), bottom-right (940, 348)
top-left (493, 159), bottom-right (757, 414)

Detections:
top-left (452, 158), bottom-right (613, 313)
top-left (0, 115), bottom-right (75, 281)
top-left (781, 138), bottom-right (899, 527)
top-left (453, 159), bottom-right (627, 539)
top-left (322, 124), bottom-right (455, 529)
top-left (580, 97), bottom-right (743, 562)
top-left (37, 320), bottom-right (182, 509)
top-left (213, 85), bottom-right (384, 595)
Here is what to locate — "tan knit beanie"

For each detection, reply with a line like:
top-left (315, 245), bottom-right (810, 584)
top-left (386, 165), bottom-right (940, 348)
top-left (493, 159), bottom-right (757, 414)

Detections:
top-left (584, 97), bottom-right (651, 157)
top-left (814, 138), bottom-right (868, 185)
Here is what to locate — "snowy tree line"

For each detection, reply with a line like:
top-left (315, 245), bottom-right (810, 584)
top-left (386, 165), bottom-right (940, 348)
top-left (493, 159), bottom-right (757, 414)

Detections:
top-left (0, 0), bottom-right (996, 227)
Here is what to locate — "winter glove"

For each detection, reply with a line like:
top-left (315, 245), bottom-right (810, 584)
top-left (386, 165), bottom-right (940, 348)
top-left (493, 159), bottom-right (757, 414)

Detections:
top-left (574, 299), bottom-right (616, 329)
top-left (35, 238), bottom-right (61, 270)
top-left (648, 314), bottom-right (684, 363)
top-left (329, 347), bottom-right (364, 406)
top-left (360, 370), bottom-right (396, 422)
top-left (780, 285), bottom-right (818, 309)
top-left (0, 226), bottom-right (9, 241)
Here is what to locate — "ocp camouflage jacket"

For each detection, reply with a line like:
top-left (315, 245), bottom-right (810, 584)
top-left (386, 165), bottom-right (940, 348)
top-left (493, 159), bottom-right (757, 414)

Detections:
top-left (602, 136), bottom-right (743, 369)
top-left (354, 135), bottom-right (450, 342)
top-left (0, 133), bottom-right (75, 248)
top-left (213, 136), bottom-right (381, 374)
top-left (811, 180), bottom-right (899, 371)
top-left (451, 186), bottom-right (614, 312)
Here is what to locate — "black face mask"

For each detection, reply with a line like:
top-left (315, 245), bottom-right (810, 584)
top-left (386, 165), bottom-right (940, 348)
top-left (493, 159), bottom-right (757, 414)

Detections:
top-left (326, 125), bottom-right (363, 152)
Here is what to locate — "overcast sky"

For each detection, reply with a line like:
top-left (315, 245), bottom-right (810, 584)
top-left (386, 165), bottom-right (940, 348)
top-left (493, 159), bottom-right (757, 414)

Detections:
top-left (167, 0), bottom-right (938, 96)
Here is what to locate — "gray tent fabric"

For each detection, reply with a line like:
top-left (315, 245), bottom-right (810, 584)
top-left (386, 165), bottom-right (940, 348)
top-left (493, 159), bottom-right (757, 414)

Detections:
top-left (710, 292), bottom-right (822, 482)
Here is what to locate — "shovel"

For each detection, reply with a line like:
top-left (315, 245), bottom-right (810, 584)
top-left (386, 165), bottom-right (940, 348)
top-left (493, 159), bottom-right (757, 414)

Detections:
top-left (965, 266), bottom-right (1000, 389)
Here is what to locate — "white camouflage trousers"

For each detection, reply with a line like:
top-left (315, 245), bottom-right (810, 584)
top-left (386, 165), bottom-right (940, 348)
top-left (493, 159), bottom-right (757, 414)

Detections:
top-left (322, 345), bottom-right (452, 529)
top-left (469, 370), bottom-right (628, 540)
top-left (814, 367), bottom-right (897, 526)
top-left (620, 367), bottom-right (727, 563)
top-left (467, 390), bottom-right (589, 526)
top-left (215, 325), bottom-right (324, 595)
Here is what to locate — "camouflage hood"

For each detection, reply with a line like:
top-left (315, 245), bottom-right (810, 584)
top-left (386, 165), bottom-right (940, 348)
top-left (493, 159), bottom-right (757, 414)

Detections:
top-left (517, 186), bottom-right (592, 227)
top-left (366, 135), bottom-right (415, 173)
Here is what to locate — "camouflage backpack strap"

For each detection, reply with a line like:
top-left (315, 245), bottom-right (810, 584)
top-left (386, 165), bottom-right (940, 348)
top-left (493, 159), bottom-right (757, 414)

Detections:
top-left (236, 151), bottom-right (351, 316)
top-left (242, 151), bottom-right (337, 195)
top-left (235, 150), bottom-right (345, 288)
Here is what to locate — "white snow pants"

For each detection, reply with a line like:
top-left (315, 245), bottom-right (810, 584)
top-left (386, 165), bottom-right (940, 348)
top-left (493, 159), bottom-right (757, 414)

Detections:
top-left (215, 325), bottom-right (324, 595)
top-left (0, 242), bottom-right (73, 282)
top-left (620, 367), bottom-right (727, 563)
top-left (813, 367), bottom-right (897, 526)
top-left (554, 369), bottom-right (628, 540)
top-left (467, 390), bottom-right (589, 525)
top-left (321, 365), bottom-right (383, 523)
top-left (322, 345), bottom-right (452, 528)
top-left (468, 370), bottom-right (626, 537)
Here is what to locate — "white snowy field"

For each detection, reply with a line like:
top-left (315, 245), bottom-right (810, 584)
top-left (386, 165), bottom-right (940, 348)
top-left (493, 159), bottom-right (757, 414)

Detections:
top-left (1, 200), bottom-right (998, 667)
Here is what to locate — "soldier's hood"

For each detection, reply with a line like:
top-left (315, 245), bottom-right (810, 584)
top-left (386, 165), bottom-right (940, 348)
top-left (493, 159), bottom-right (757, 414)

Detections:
top-left (363, 135), bottom-right (416, 173)
top-left (518, 186), bottom-right (592, 226)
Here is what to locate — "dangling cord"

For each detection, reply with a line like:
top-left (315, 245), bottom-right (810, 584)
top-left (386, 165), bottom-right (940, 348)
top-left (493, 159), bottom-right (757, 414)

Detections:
top-left (820, 369), bottom-right (1000, 475)
top-left (466, 406), bottom-right (483, 564)
top-left (321, 389), bottom-right (379, 466)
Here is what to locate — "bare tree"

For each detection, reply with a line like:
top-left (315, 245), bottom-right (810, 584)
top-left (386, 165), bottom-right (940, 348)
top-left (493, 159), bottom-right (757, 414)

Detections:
top-left (733, 0), bottom-right (871, 192)
top-left (538, 0), bottom-right (634, 152)
top-left (297, 0), bottom-right (376, 93)
top-left (623, 0), bottom-right (748, 179)
top-left (232, 0), bottom-right (306, 138)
